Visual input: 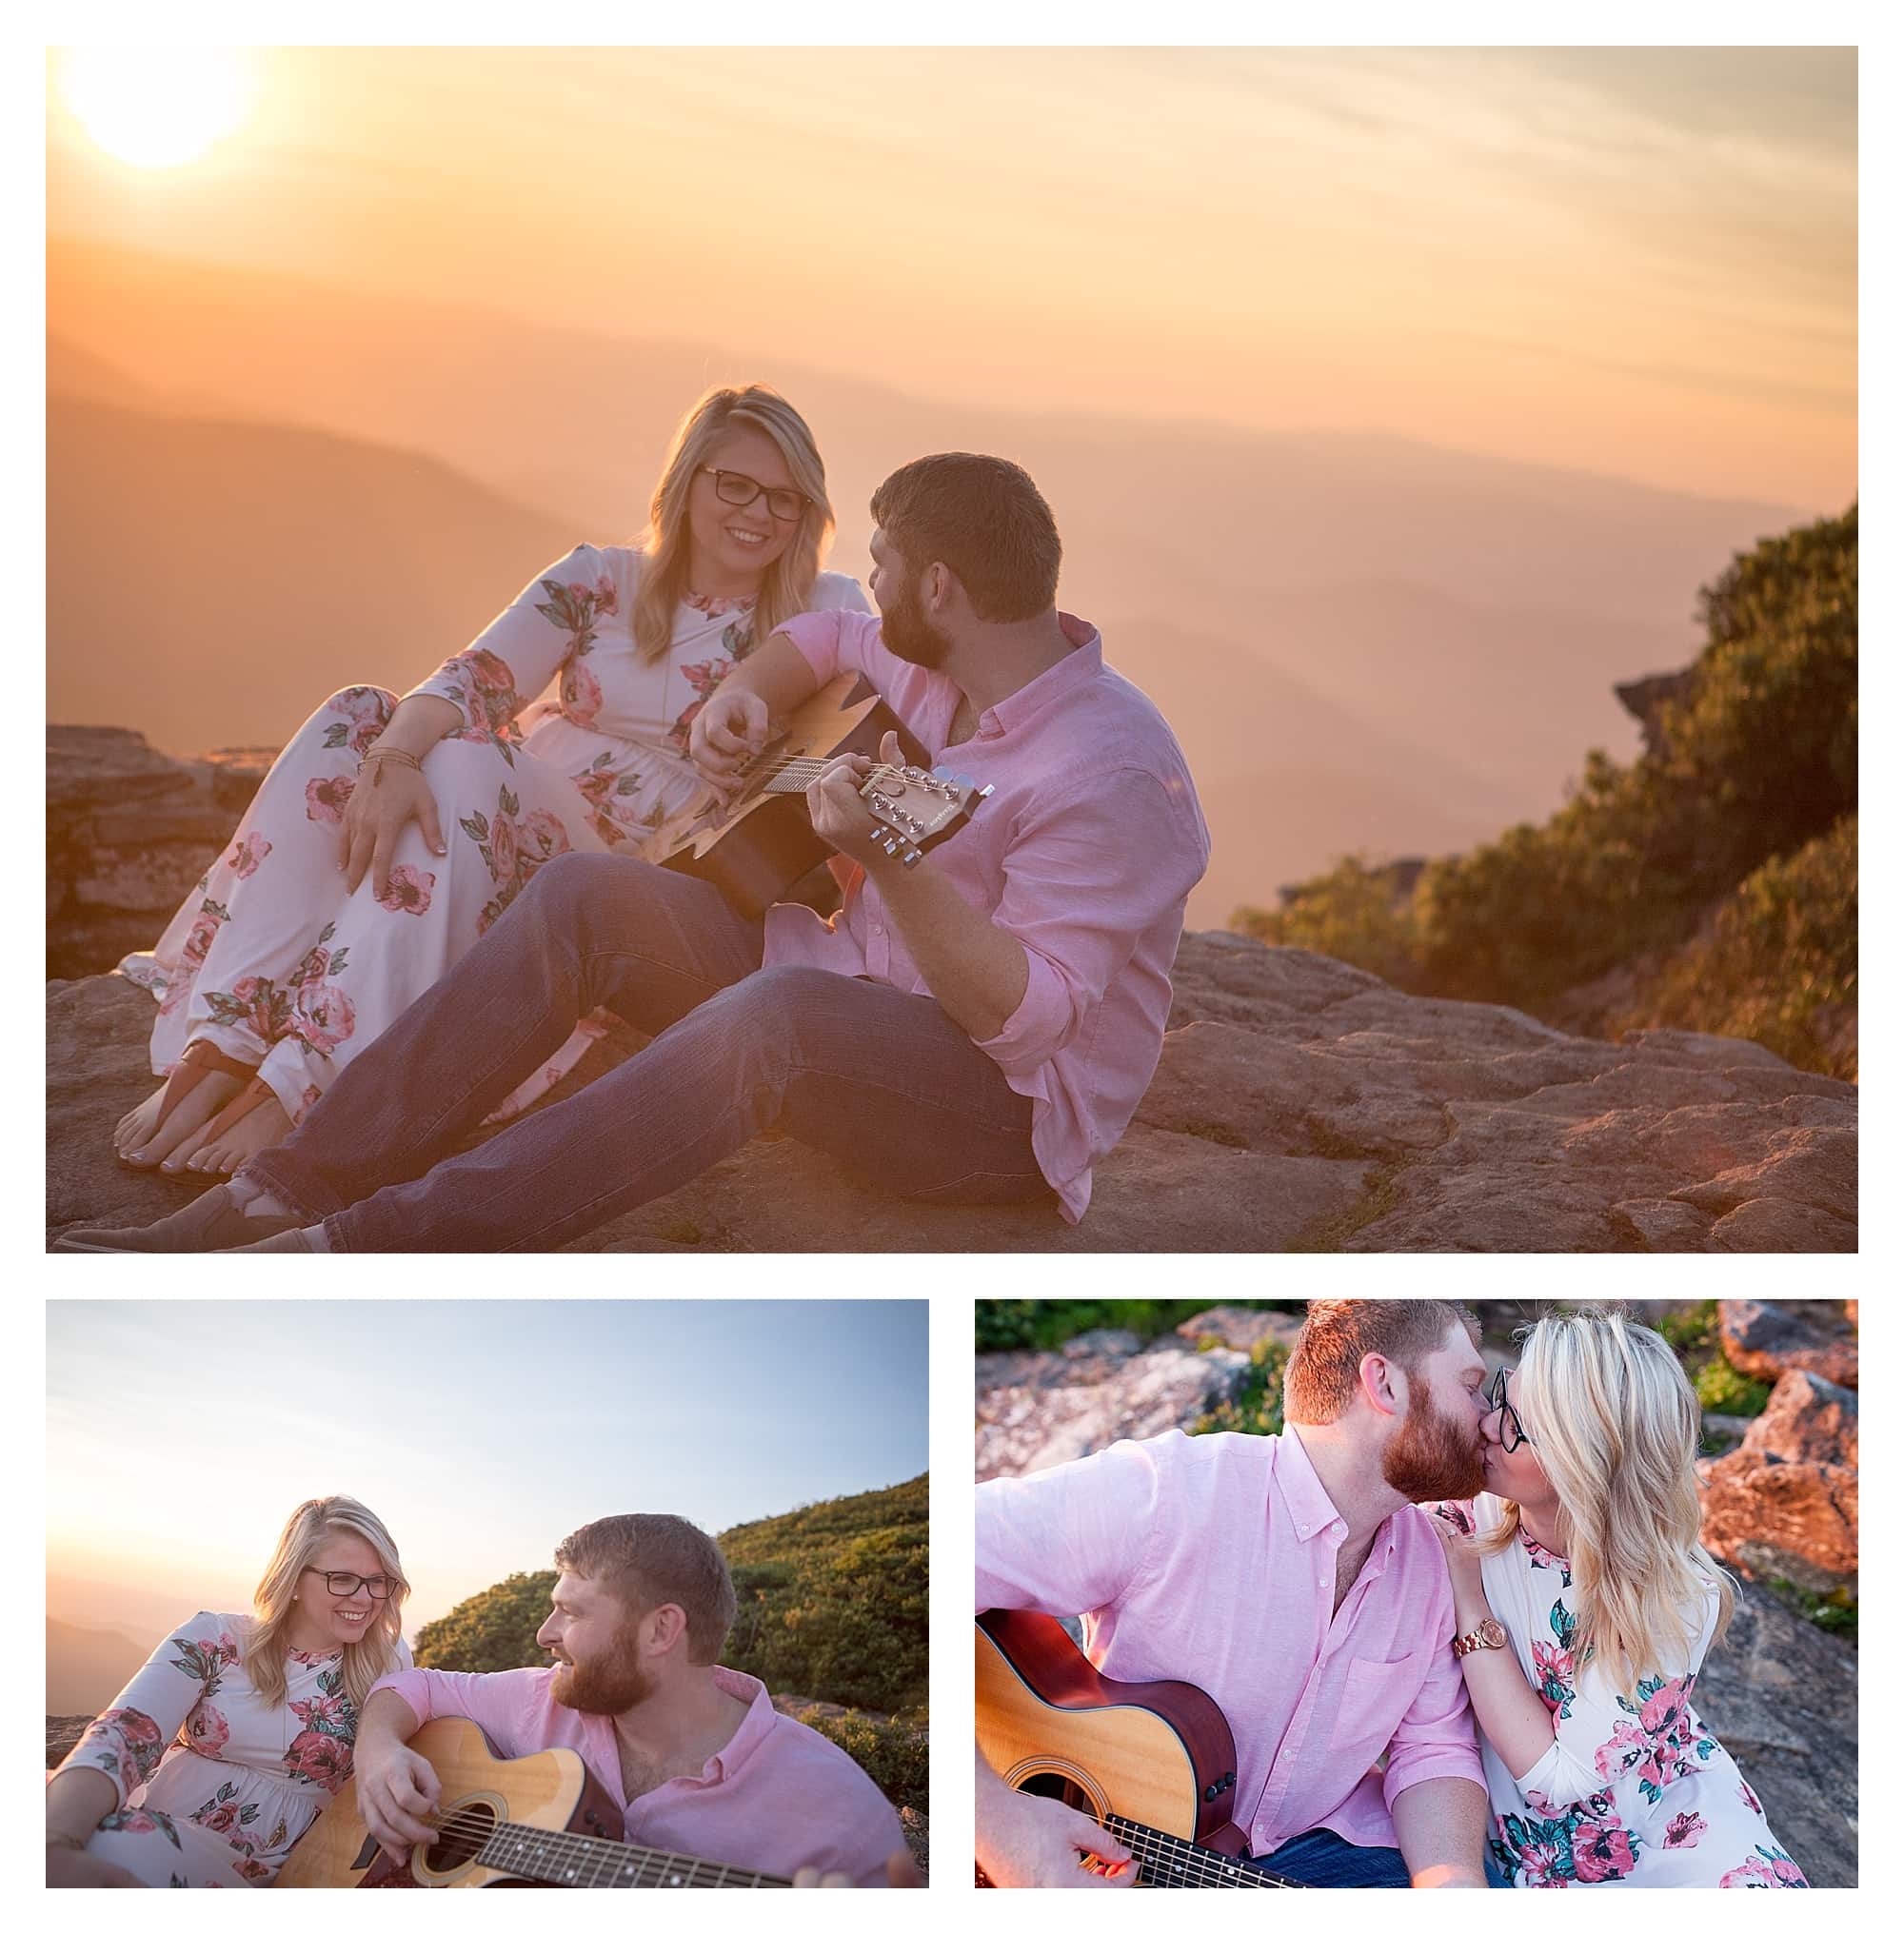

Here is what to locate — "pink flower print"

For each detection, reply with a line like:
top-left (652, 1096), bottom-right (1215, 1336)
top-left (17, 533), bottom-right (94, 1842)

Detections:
top-left (1595, 1722), bottom-right (1649, 1784)
top-left (1637, 1675), bottom-right (1691, 1736)
top-left (292, 978), bottom-right (358, 1056)
top-left (284, 1728), bottom-right (352, 1793)
top-left (323, 686), bottom-right (394, 757)
top-left (591, 572), bottom-right (618, 614)
top-left (89, 1707), bottom-right (165, 1788)
top-left (521, 809), bottom-right (571, 864)
top-left (298, 1084), bottom-right (322, 1120)
top-left (561, 658), bottom-right (604, 728)
top-left (1530, 1639), bottom-right (1575, 1715)
top-left (1739, 1779), bottom-right (1762, 1814)
top-left (1571, 1819), bottom-right (1637, 1883)
top-left (1517, 1840), bottom-right (1570, 1888)
top-left (1662, 1810), bottom-right (1705, 1849)
top-left (220, 976), bottom-right (282, 1042)
top-left (376, 864), bottom-right (436, 917)
top-left (305, 773), bottom-right (356, 823)
top-left (225, 832), bottom-right (271, 878)
top-left (200, 1802), bottom-right (240, 1834)
top-left (231, 1856), bottom-right (272, 1884)
top-left (487, 809), bottom-right (519, 884)
top-left (1720, 1857), bottom-right (1777, 1887)
top-left (159, 899), bottom-right (229, 1016)
top-left (188, 1705), bottom-right (229, 1756)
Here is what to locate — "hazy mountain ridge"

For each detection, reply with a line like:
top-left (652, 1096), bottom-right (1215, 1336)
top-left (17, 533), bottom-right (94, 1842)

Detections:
top-left (49, 233), bottom-right (1817, 922)
top-left (47, 1615), bottom-right (158, 1715)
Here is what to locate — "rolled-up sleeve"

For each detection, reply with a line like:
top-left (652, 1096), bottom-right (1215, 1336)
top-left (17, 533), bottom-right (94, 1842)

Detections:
top-left (1381, 1639), bottom-right (1488, 1809)
top-left (977, 1435), bottom-right (1163, 1616)
top-left (775, 607), bottom-right (884, 686)
top-left (974, 767), bottom-right (1206, 1079)
top-left (367, 1666), bottom-right (550, 1758)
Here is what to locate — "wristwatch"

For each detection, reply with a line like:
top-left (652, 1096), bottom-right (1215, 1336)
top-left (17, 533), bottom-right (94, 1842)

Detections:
top-left (1452, 1618), bottom-right (1508, 1658)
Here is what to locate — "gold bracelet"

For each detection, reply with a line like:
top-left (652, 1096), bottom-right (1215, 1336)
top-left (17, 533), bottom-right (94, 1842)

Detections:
top-left (359, 746), bottom-right (424, 787)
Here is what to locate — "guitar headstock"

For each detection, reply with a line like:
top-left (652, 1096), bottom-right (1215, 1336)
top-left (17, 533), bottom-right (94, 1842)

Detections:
top-left (858, 763), bottom-right (992, 867)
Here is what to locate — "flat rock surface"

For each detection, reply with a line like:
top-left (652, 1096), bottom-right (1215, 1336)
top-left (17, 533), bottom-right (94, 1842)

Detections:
top-left (49, 933), bottom-right (1857, 1252)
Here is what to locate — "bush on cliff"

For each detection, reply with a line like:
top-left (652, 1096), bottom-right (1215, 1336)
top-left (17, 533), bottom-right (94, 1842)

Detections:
top-left (1234, 506), bottom-right (1857, 1074)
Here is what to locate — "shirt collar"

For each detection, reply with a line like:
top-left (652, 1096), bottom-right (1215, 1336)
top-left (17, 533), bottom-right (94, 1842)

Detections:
top-left (975, 612), bottom-right (1101, 738)
top-left (698, 1667), bottom-right (777, 1783)
top-left (1273, 1426), bottom-right (1347, 1544)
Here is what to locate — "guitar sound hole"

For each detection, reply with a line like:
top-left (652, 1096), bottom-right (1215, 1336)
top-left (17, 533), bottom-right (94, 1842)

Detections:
top-left (421, 1800), bottom-right (496, 1874)
top-left (1019, 1771), bottom-right (1096, 1818)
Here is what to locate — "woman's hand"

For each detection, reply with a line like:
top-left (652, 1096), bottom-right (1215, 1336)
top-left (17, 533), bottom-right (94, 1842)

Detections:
top-left (341, 760), bottom-right (446, 898)
top-left (1426, 1504), bottom-right (1485, 1587)
top-left (46, 1845), bottom-right (144, 1887)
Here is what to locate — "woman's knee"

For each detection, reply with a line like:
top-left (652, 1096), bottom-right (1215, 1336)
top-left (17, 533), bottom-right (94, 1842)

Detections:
top-left (289, 685), bottom-right (400, 752)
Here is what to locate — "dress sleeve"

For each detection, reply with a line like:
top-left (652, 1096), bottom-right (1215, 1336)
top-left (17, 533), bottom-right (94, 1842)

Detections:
top-left (1511, 1589), bottom-right (1720, 1811)
top-left (976, 1436), bottom-right (1162, 1616)
top-left (55, 1612), bottom-right (239, 1807)
top-left (408, 544), bottom-right (622, 736)
top-left (973, 766), bottom-right (1208, 1076)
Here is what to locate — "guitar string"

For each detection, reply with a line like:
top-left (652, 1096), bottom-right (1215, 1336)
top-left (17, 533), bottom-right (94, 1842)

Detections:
top-left (413, 1806), bottom-right (788, 1888)
top-left (1099, 1812), bottom-right (1296, 1889)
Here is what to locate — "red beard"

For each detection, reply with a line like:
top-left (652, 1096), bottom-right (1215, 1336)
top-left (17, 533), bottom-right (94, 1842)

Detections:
top-left (549, 1633), bottom-right (652, 1715)
top-left (1382, 1372), bottom-right (1488, 1500)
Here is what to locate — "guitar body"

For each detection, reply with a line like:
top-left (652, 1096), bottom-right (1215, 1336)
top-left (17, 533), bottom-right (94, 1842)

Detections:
top-left (658, 674), bottom-right (930, 918)
top-left (276, 1718), bottom-right (622, 1889)
top-left (976, 1608), bottom-right (1258, 1886)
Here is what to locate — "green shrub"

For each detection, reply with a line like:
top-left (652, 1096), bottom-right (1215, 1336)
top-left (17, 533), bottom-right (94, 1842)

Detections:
top-left (1694, 1358), bottom-right (1772, 1417)
top-left (1616, 818), bottom-right (1856, 1079)
top-left (975, 1300), bottom-right (1294, 1352)
top-left (1229, 507), bottom-right (1858, 1033)
top-left (798, 1708), bottom-right (928, 1812)
top-left (1190, 1339), bottom-right (1289, 1439)
top-left (1655, 1301), bottom-right (1719, 1355)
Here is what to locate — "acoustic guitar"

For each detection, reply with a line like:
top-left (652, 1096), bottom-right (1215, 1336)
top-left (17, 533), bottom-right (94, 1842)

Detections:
top-left (276, 1717), bottom-right (792, 1888)
top-left (975, 1609), bottom-right (1304, 1888)
top-left (656, 673), bottom-right (992, 917)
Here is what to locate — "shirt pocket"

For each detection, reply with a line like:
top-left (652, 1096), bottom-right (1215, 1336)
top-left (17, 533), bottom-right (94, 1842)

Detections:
top-left (1329, 1653), bottom-right (1426, 1767)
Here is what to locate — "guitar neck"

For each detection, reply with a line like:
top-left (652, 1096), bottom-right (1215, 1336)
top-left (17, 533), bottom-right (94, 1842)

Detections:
top-left (744, 753), bottom-right (883, 798)
top-left (471, 1818), bottom-right (791, 1888)
top-left (1104, 1815), bottom-right (1297, 1889)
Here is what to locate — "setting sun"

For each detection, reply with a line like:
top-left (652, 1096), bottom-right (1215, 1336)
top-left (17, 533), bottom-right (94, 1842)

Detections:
top-left (59, 46), bottom-right (254, 168)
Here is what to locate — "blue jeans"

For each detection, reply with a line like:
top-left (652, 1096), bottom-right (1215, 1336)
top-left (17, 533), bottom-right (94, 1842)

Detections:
top-left (246, 853), bottom-right (1050, 1251)
top-left (1250, 1828), bottom-right (1412, 1888)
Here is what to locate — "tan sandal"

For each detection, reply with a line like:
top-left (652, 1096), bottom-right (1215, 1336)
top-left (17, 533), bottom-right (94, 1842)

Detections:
top-left (118, 1040), bottom-right (255, 1169)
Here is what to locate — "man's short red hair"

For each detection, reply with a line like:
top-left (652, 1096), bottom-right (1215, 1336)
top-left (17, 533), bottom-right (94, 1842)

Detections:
top-left (1283, 1300), bottom-right (1480, 1424)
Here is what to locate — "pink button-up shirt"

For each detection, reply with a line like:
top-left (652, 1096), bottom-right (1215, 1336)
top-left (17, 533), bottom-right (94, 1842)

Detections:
top-left (975, 1428), bottom-right (1485, 1860)
top-left (372, 1663), bottom-right (905, 1886)
top-left (765, 607), bottom-right (1209, 1223)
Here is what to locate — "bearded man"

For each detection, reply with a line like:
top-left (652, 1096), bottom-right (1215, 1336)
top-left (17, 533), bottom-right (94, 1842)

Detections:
top-left (975, 1300), bottom-right (1494, 1889)
top-left (353, 1513), bottom-right (914, 1886)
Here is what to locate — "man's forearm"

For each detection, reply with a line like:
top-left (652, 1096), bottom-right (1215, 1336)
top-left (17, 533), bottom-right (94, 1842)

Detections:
top-left (874, 855), bottom-right (1029, 1042)
top-left (357, 1687), bottom-right (425, 1753)
top-left (1390, 1776), bottom-right (1488, 1887)
top-left (723, 630), bottom-right (823, 718)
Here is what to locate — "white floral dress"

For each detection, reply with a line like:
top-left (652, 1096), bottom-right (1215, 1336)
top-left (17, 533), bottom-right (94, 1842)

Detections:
top-left (1436, 1495), bottom-right (1808, 1887)
top-left (53, 1611), bottom-right (412, 1887)
top-left (119, 549), bottom-right (869, 1124)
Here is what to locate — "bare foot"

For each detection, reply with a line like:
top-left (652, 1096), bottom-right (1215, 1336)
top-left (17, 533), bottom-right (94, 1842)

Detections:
top-left (116, 1069), bottom-right (247, 1169)
top-left (167, 1091), bottom-right (295, 1177)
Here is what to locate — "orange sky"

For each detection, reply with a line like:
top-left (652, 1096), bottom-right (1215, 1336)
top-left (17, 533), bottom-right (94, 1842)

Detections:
top-left (46, 45), bottom-right (1856, 507)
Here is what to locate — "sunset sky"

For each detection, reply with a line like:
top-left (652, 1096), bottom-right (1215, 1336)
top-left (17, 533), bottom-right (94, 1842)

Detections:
top-left (46, 42), bottom-right (1856, 506)
top-left (46, 1299), bottom-right (926, 1645)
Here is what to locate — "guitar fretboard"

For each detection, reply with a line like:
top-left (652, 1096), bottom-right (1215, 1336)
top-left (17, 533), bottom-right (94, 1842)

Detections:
top-left (1104, 1814), bottom-right (1299, 1889)
top-left (442, 1814), bottom-right (791, 1888)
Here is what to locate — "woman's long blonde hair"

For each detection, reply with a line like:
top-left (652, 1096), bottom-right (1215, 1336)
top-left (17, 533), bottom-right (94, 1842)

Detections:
top-left (632, 385), bottom-right (836, 666)
top-left (1479, 1308), bottom-right (1735, 1697)
top-left (243, 1496), bottom-right (409, 1713)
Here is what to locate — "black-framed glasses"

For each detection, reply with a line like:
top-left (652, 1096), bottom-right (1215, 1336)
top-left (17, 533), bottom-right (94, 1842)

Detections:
top-left (697, 465), bottom-right (808, 523)
top-left (302, 1567), bottom-right (394, 1600)
top-left (1488, 1368), bottom-right (1533, 1454)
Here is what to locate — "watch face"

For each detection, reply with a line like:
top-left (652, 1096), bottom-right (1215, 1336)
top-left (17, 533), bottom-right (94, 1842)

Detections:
top-left (1480, 1619), bottom-right (1508, 1648)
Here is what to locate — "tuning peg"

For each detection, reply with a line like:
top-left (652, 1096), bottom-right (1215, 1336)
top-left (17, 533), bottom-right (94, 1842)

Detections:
top-left (978, 784), bottom-right (994, 799)
top-left (902, 850), bottom-right (922, 867)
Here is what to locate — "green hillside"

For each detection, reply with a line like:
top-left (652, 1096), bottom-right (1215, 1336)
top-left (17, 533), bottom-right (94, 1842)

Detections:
top-left (413, 1474), bottom-right (928, 1715)
top-left (1236, 506), bottom-right (1857, 1078)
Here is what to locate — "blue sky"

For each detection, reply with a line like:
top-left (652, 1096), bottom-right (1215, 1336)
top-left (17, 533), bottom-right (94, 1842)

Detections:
top-left (47, 1299), bottom-right (926, 1639)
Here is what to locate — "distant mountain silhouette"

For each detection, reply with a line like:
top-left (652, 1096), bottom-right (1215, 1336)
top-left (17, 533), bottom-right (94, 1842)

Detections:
top-left (48, 394), bottom-right (581, 756)
top-left (47, 1615), bottom-right (152, 1715)
top-left (48, 233), bottom-right (1819, 921)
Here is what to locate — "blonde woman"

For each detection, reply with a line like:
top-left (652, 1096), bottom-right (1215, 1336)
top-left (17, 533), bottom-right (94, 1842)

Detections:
top-left (114, 385), bottom-right (867, 1176)
top-left (47, 1496), bottom-right (410, 1887)
top-left (1427, 1310), bottom-right (1807, 1888)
